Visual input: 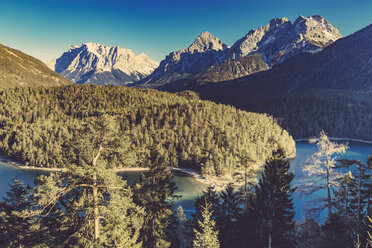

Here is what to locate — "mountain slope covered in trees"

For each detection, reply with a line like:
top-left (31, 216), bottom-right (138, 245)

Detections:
top-left (0, 85), bottom-right (295, 176)
top-left (146, 23), bottom-right (372, 141)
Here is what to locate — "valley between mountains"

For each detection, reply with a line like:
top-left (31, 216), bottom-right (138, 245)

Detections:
top-left (1, 9), bottom-right (372, 247)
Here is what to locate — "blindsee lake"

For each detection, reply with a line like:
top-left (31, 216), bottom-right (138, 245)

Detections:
top-left (0, 140), bottom-right (371, 221)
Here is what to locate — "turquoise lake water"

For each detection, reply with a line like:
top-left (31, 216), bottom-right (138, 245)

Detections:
top-left (0, 140), bottom-right (370, 221)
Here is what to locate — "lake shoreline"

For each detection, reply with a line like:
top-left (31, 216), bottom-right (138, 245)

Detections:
top-left (2, 136), bottom-right (369, 191)
top-left (295, 137), bottom-right (372, 144)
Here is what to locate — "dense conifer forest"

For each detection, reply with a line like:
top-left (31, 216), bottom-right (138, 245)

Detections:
top-left (204, 89), bottom-right (372, 141)
top-left (0, 85), bottom-right (295, 176)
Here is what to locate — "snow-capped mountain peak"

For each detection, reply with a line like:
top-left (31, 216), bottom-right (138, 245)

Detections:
top-left (48, 43), bottom-right (158, 85)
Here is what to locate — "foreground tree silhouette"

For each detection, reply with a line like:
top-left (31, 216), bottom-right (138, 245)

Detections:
top-left (193, 201), bottom-right (220, 248)
top-left (133, 148), bottom-right (178, 248)
top-left (336, 156), bottom-right (372, 245)
top-left (28, 115), bottom-right (143, 246)
top-left (250, 149), bottom-right (296, 248)
top-left (0, 177), bottom-right (37, 247)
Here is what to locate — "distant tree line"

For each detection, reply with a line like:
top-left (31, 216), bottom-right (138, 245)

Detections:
top-left (242, 90), bottom-right (372, 141)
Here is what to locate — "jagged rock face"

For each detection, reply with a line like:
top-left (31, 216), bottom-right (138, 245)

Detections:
top-left (229, 15), bottom-right (342, 66)
top-left (190, 53), bottom-right (269, 84)
top-left (192, 22), bottom-right (372, 101)
top-left (143, 15), bottom-right (341, 86)
top-left (48, 43), bottom-right (158, 85)
top-left (145, 31), bottom-right (229, 83)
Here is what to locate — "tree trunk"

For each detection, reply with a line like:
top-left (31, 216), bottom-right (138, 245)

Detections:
top-left (326, 157), bottom-right (332, 216)
top-left (357, 163), bottom-right (362, 236)
top-left (93, 172), bottom-right (99, 241)
top-left (92, 145), bottom-right (102, 241)
top-left (326, 156), bottom-right (334, 248)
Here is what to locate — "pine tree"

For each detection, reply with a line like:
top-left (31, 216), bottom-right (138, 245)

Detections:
top-left (319, 213), bottom-right (353, 248)
top-left (133, 148), bottom-right (178, 248)
top-left (251, 149), bottom-right (296, 248)
top-left (193, 201), bottom-right (220, 248)
top-left (0, 177), bottom-right (37, 247)
top-left (297, 218), bottom-right (321, 248)
top-left (219, 183), bottom-right (241, 248)
top-left (27, 115), bottom-right (144, 246)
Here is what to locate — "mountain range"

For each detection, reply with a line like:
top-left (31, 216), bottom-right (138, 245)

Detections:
top-left (187, 21), bottom-right (372, 100)
top-left (49, 15), bottom-right (340, 87)
top-left (47, 43), bottom-right (158, 85)
top-left (139, 15), bottom-right (341, 88)
top-left (2, 14), bottom-right (372, 140)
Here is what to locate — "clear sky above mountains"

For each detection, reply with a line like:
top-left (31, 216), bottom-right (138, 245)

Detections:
top-left (1, 0), bottom-right (371, 63)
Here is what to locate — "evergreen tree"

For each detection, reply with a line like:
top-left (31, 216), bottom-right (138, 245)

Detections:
top-left (297, 218), bottom-right (321, 248)
top-left (133, 148), bottom-right (179, 248)
top-left (337, 156), bottom-right (372, 243)
top-left (0, 177), bottom-right (37, 247)
top-left (193, 201), bottom-right (220, 248)
top-left (219, 183), bottom-right (241, 248)
top-left (250, 149), bottom-right (296, 248)
top-left (319, 213), bottom-right (353, 248)
top-left (27, 115), bottom-right (143, 246)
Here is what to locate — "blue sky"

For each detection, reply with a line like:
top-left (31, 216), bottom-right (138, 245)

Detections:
top-left (1, 0), bottom-right (372, 63)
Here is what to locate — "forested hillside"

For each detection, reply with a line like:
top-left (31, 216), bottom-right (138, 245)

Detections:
top-left (0, 85), bottom-right (295, 176)
top-left (242, 90), bottom-right (372, 140)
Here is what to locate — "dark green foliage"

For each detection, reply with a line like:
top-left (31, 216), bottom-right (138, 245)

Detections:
top-left (248, 149), bottom-right (297, 248)
top-left (296, 218), bottom-right (321, 248)
top-left (319, 213), bottom-right (353, 248)
top-left (193, 201), bottom-right (220, 248)
top-left (27, 116), bottom-right (144, 247)
top-left (133, 148), bottom-right (178, 248)
top-left (0, 85), bottom-right (295, 177)
top-left (0, 177), bottom-right (36, 247)
top-left (243, 90), bottom-right (372, 140)
top-left (191, 185), bottom-right (241, 248)
top-left (334, 157), bottom-right (372, 247)
top-left (218, 183), bottom-right (241, 248)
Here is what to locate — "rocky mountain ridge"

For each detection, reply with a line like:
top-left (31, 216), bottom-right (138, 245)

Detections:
top-left (48, 43), bottom-right (158, 85)
top-left (141, 15), bottom-right (341, 87)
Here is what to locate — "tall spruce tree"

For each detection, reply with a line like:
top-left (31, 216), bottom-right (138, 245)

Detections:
top-left (133, 148), bottom-right (179, 248)
top-left (250, 149), bottom-right (296, 248)
top-left (26, 115), bottom-right (144, 246)
top-left (193, 201), bottom-right (220, 248)
top-left (0, 177), bottom-right (37, 247)
top-left (319, 213), bottom-right (353, 248)
top-left (219, 183), bottom-right (241, 248)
